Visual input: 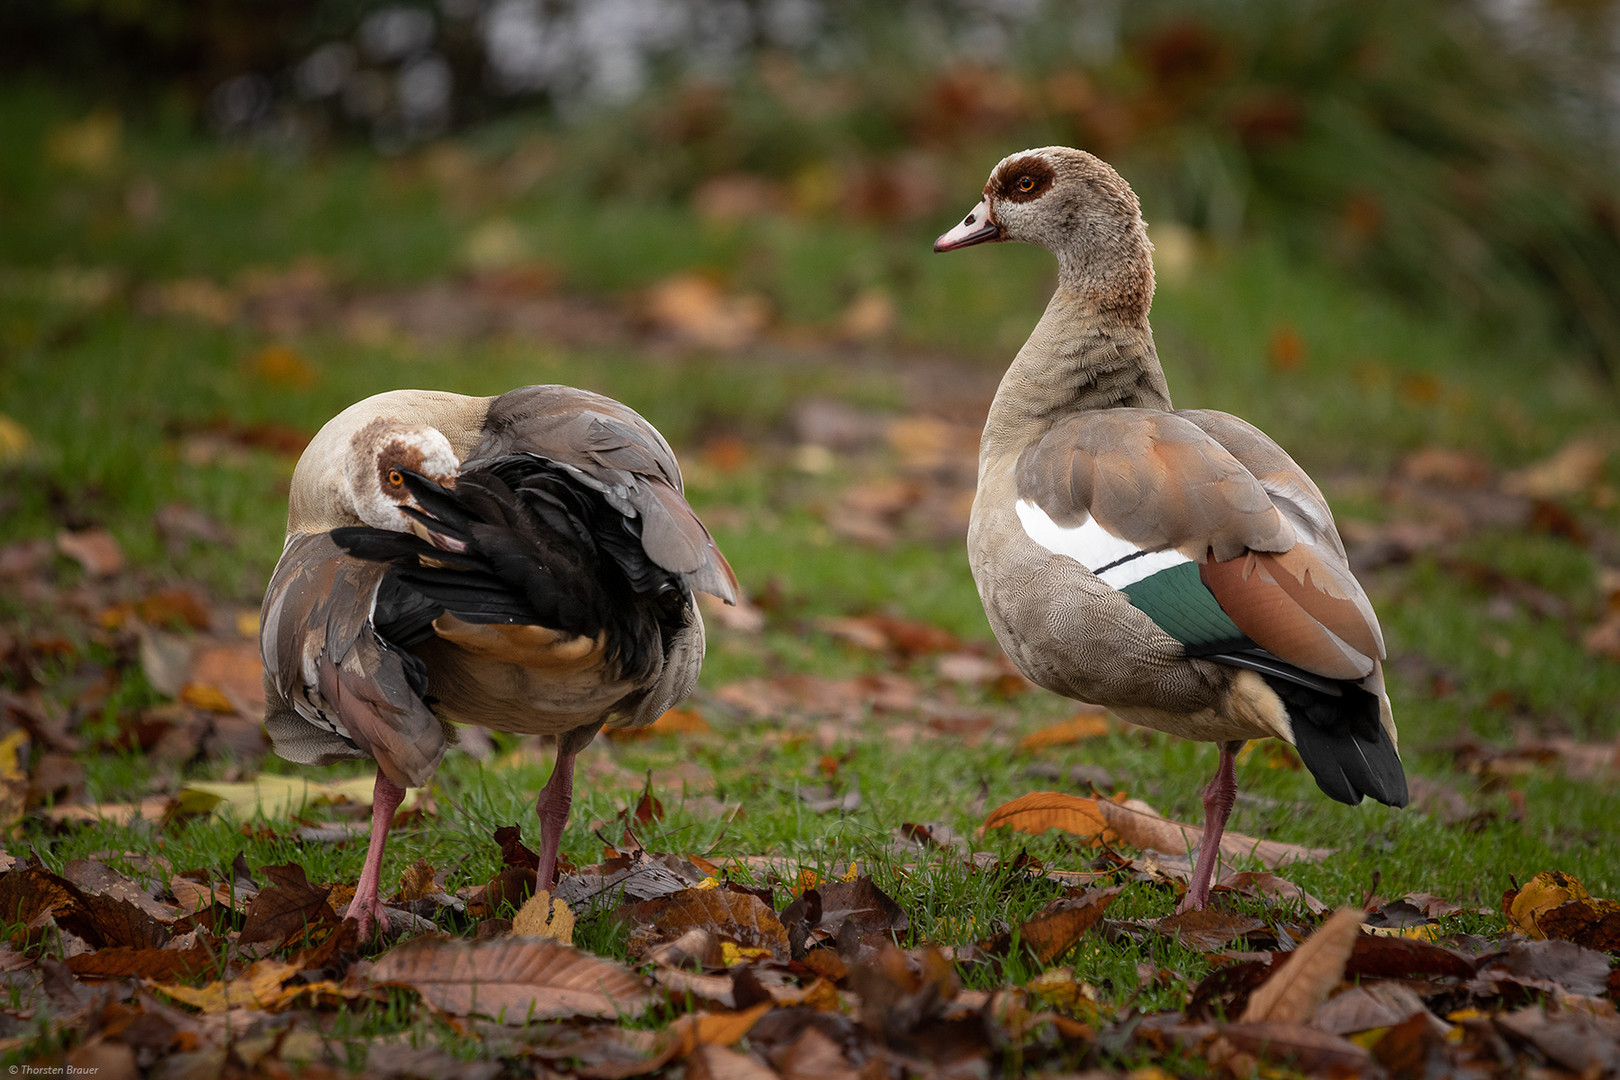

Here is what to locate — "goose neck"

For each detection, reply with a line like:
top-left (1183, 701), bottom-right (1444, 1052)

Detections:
top-left (980, 287), bottom-right (1173, 462)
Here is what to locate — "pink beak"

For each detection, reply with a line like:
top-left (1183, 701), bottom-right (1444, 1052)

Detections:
top-left (934, 197), bottom-right (1001, 252)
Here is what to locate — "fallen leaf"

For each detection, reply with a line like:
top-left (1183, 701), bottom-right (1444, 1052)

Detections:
top-left (1241, 907), bottom-right (1363, 1023)
top-left (68, 945), bottom-right (217, 983)
top-left (238, 863), bottom-right (339, 946)
top-left (367, 935), bottom-right (654, 1021)
top-left (1155, 908), bottom-right (1268, 953)
top-left (982, 792), bottom-right (1110, 839)
top-left (1217, 1021), bottom-right (1370, 1072)
top-left (685, 1043), bottom-right (778, 1080)
top-left (56, 529), bottom-right (124, 577)
top-left (176, 775), bottom-right (418, 821)
top-left (1311, 981), bottom-right (1431, 1036)
top-left (1018, 710), bottom-right (1110, 752)
top-left (983, 791), bottom-right (1332, 868)
top-left (151, 958), bottom-right (300, 1013)
top-left (1217, 871), bottom-right (1328, 914)
top-left (512, 889), bottom-right (575, 944)
top-left (1010, 887), bottom-right (1120, 962)
top-left (624, 887), bottom-right (790, 963)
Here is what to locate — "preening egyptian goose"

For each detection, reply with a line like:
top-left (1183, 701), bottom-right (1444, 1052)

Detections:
top-left (260, 386), bottom-right (736, 936)
top-left (935, 148), bottom-right (1408, 909)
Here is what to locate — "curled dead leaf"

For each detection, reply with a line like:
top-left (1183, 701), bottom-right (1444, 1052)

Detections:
top-left (1240, 907), bottom-right (1363, 1024)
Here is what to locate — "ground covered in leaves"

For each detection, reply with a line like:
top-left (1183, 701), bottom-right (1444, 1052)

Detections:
top-left (3, 84), bottom-right (1620, 1077)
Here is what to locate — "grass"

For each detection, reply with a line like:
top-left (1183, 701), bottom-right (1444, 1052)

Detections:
top-left (3, 85), bottom-right (1619, 1062)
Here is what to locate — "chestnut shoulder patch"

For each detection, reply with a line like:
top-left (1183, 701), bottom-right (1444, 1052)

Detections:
top-left (986, 155), bottom-right (1056, 203)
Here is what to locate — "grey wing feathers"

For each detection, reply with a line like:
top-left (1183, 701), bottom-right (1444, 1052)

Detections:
top-left (475, 385), bottom-right (739, 603)
top-left (260, 533), bottom-right (448, 788)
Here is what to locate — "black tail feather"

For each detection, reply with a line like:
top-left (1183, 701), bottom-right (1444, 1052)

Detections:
top-left (1263, 676), bottom-right (1409, 808)
top-left (335, 454), bottom-right (686, 682)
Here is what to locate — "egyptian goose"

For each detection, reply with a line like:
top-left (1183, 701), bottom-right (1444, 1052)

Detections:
top-left (935, 148), bottom-right (1407, 909)
top-left (260, 386), bottom-right (736, 936)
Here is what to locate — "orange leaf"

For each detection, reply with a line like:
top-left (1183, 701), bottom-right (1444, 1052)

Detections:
top-left (982, 792), bottom-right (1111, 839)
top-left (1018, 711), bottom-right (1110, 752)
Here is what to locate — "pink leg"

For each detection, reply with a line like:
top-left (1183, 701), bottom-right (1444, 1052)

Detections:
top-left (347, 768), bottom-right (406, 939)
top-left (1181, 742), bottom-right (1240, 912)
top-left (534, 750), bottom-right (576, 891)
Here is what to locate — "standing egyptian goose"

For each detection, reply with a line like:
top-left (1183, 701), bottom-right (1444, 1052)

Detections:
top-left (260, 386), bottom-right (736, 936)
top-left (935, 148), bottom-right (1407, 909)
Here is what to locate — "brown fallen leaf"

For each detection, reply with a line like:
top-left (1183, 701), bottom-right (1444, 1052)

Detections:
top-left (624, 887), bottom-right (790, 963)
top-left (1155, 908), bottom-right (1268, 953)
top-left (1503, 870), bottom-right (1620, 950)
top-left (68, 945), bottom-right (217, 984)
top-left (984, 887), bottom-right (1120, 963)
top-left (238, 863), bottom-right (339, 946)
top-left (1216, 1020), bottom-right (1370, 1072)
top-left (1312, 982), bottom-right (1433, 1036)
top-left (367, 934), bottom-right (654, 1021)
top-left (56, 528), bottom-right (124, 577)
top-left (1241, 907), bottom-right (1363, 1023)
top-left (1216, 871), bottom-right (1328, 914)
top-left (685, 1042), bottom-right (778, 1080)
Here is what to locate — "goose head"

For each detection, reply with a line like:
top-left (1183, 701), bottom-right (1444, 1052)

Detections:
top-left (343, 417), bottom-right (460, 532)
top-left (934, 146), bottom-right (1155, 321)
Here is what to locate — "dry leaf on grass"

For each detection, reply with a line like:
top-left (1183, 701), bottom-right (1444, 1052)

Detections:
top-left (1241, 907), bottom-right (1363, 1023)
top-left (686, 1042), bottom-right (778, 1080)
top-left (368, 935), bottom-right (654, 1022)
top-left (177, 774), bottom-right (420, 821)
top-left (1503, 870), bottom-right (1620, 949)
top-left (1017, 710), bottom-right (1110, 752)
top-left (985, 887), bottom-right (1120, 963)
top-left (624, 887), bottom-right (789, 963)
top-left (68, 945), bottom-right (217, 983)
top-left (512, 889), bottom-right (575, 943)
top-left (1155, 908), bottom-right (1268, 953)
top-left (56, 529), bottom-right (124, 577)
top-left (151, 958), bottom-right (302, 1013)
top-left (238, 863), bottom-right (339, 946)
top-left (982, 791), bottom-right (1333, 868)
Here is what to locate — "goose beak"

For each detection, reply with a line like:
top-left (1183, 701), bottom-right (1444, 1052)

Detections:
top-left (934, 198), bottom-right (1000, 252)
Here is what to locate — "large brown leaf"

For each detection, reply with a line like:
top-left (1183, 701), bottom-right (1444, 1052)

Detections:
top-left (68, 945), bottom-right (217, 983)
top-left (623, 887), bottom-right (789, 963)
top-left (1241, 907), bottom-right (1362, 1023)
top-left (982, 792), bottom-right (1332, 868)
top-left (367, 935), bottom-right (654, 1022)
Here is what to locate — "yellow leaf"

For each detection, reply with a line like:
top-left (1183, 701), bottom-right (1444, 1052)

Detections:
top-left (46, 110), bottom-right (121, 172)
top-left (179, 683), bottom-right (235, 713)
top-left (691, 876), bottom-right (721, 890)
top-left (719, 942), bottom-right (773, 966)
top-left (1019, 711), bottom-right (1110, 752)
top-left (1508, 871), bottom-right (1590, 939)
top-left (152, 959), bottom-right (300, 1013)
top-left (511, 890), bottom-right (575, 944)
top-left (179, 775), bottom-right (420, 821)
top-left (0, 730), bottom-right (27, 782)
top-left (0, 416), bottom-right (32, 463)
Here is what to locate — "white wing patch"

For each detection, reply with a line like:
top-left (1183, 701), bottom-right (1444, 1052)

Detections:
top-left (1016, 499), bottom-right (1192, 589)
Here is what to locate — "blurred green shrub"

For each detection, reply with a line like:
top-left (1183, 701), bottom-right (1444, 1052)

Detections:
top-left (8, 0), bottom-right (1620, 377)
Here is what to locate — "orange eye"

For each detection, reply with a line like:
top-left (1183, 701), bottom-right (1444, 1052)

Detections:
top-left (1018, 175), bottom-right (1036, 192)
top-left (388, 469), bottom-right (404, 486)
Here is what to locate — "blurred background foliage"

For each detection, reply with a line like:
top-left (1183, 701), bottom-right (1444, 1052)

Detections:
top-left (8, 0), bottom-right (1620, 381)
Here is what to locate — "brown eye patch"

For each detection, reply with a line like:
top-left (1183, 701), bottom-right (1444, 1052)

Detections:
top-left (987, 155), bottom-right (1056, 203)
top-left (377, 442), bottom-right (427, 500)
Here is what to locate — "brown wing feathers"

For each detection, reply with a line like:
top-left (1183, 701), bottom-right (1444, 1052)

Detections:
top-left (1022, 408), bottom-right (1384, 680)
